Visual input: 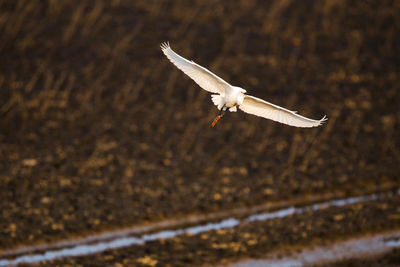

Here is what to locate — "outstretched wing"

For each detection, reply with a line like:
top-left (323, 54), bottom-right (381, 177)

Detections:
top-left (161, 42), bottom-right (230, 94)
top-left (239, 95), bottom-right (327, 128)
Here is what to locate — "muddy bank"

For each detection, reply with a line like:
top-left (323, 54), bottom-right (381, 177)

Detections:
top-left (232, 232), bottom-right (400, 267)
top-left (6, 194), bottom-right (397, 266)
top-left (1, 189), bottom-right (397, 265)
top-left (322, 248), bottom-right (400, 267)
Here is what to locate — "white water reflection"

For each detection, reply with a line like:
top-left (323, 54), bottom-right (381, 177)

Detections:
top-left (0, 236), bottom-right (143, 267)
top-left (247, 207), bottom-right (296, 222)
top-left (0, 218), bottom-right (239, 266)
top-left (231, 231), bottom-right (400, 267)
top-left (386, 239), bottom-right (400, 247)
top-left (1, 190), bottom-right (398, 266)
top-left (141, 218), bottom-right (240, 242)
top-left (247, 192), bottom-right (382, 223)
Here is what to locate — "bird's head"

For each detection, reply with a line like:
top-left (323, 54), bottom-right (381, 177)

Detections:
top-left (234, 86), bottom-right (247, 93)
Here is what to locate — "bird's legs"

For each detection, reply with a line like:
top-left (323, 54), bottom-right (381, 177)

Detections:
top-left (212, 109), bottom-right (226, 127)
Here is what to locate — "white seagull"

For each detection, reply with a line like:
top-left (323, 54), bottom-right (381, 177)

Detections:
top-left (161, 42), bottom-right (327, 128)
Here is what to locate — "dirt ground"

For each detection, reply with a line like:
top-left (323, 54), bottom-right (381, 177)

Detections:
top-left (0, 0), bottom-right (399, 265)
top-left (16, 195), bottom-right (399, 266)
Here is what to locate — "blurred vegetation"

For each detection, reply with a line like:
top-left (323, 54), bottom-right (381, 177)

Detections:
top-left (0, 0), bottom-right (399, 249)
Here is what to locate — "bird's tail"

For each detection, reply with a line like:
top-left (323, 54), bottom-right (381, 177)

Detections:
top-left (211, 94), bottom-right (223, 110)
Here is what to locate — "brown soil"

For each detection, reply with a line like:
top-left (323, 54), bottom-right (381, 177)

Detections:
top-left (24, 195), bottom-right (399, 266)
top-left (0, 0), bottom-right (399, 265)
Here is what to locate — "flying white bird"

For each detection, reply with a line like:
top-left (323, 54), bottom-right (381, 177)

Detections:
top-left (161, 42), bottom-right (327, 128)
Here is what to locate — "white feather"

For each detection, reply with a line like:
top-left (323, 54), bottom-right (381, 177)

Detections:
top-left (239, 95), bottom-right (327, 128)
top-left (161, 42), bottom-right (327, 128)
top-left (161, 42), bottom-right (230, 94)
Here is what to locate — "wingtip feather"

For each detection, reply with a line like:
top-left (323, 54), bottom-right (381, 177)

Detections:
top-left (317, 115), bottom-right (328, 126)
top-left (160, 41), bottom-right (170, 51)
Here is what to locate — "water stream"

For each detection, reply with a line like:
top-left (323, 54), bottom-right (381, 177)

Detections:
top-left (1, 189), bottom-right (398, 266)
top-left (230, 231), bottom-right (400, 267)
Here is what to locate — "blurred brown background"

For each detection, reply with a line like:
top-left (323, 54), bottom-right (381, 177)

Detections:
top-left (0, 0), bottom-right (399, 264)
